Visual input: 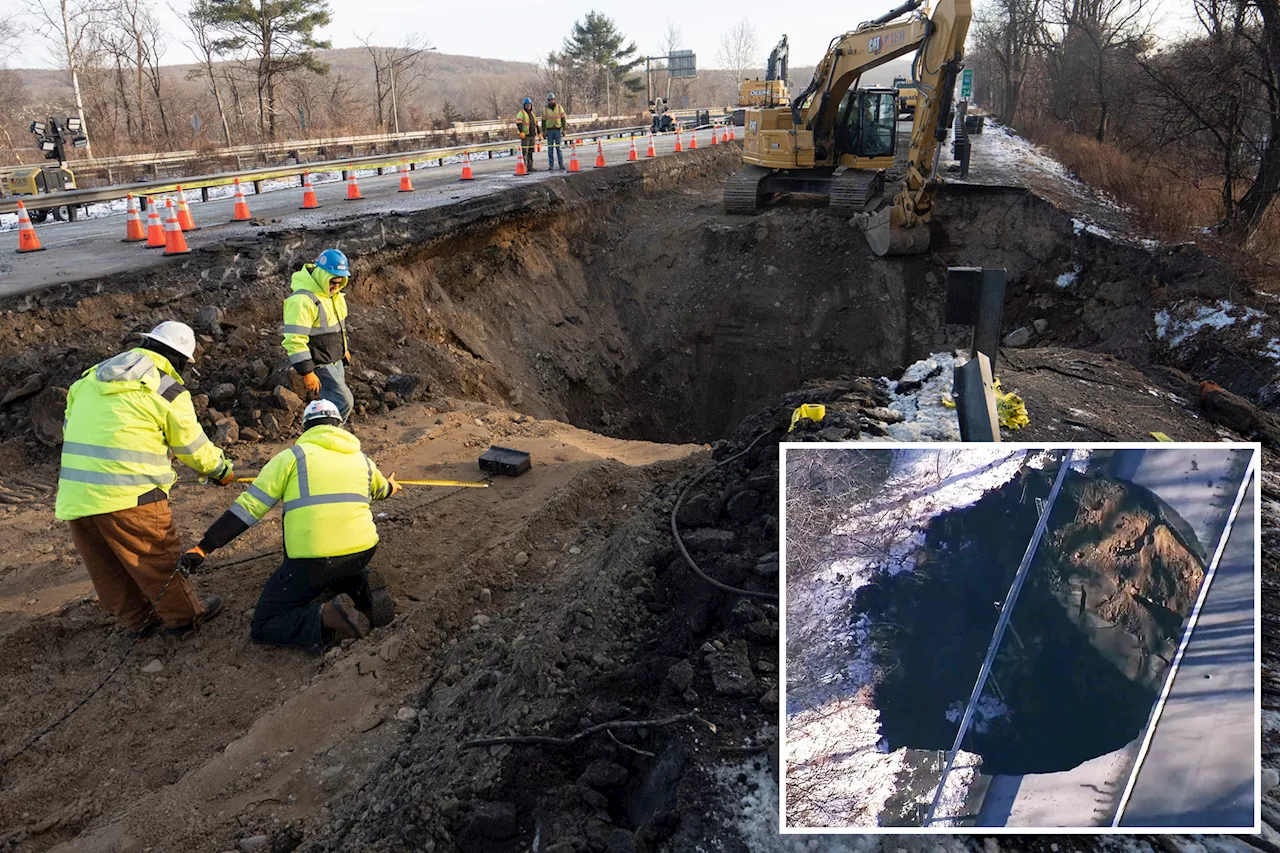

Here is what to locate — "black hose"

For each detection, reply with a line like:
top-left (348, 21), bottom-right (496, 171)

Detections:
top-left (670, 430), bottom-right (780, 601)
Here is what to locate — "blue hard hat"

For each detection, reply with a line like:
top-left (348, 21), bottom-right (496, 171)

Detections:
top-left (523, 97), bottom-right (532, 106)
top-left (315, 248), bottom-right (349, 277)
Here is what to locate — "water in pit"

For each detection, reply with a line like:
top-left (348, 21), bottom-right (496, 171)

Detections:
top-left (854, 461), bottom-right (1207, 779)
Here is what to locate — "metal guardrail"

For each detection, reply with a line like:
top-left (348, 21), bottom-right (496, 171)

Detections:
top-left (0, 121), bottom-right (729, 217)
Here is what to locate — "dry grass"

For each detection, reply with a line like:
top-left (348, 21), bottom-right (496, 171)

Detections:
top-left (1017, 117), bottom-right (1280, 289)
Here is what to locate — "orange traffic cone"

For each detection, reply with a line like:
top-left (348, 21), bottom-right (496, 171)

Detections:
top-left (460, 152), bottom-right (474, 181)
top-left (515, 153), bottom-right (527, 176)
top-left (646, 132), bottom-right (656, 158)
top-left (730, 124), bottom-right (736, 141)
top-left (594, 139), bottom-right (606, 168)
top-left (175, 185), bottom-right (198, 231)
top-left (163, 199), bottom-right (191, 255)
top-left (145, 198), bottom-right (167, 248)
top-left (674, 128), bottom-right (683, 153)
top-left (300, 172), bottom-right (320, 209)
top-left (123, 194), bottom-right (145, 242)
top-left (689, 128), bottom-right (698, 150)
top-left (568, 142), bottom-right (581, 172)
top-left (536, 138), bottom-right (542, 154)
top-left (345, 171), bottom-right (363, 200)
top-left (628, 135), bottom-right (638, 161)
top-left (230, 179), bottom-right (252, 221)
top-left (398, 160), bottom-right (414, 192)
top-left (711, 125), bottom-right (719, 145)
top-left (13, 201), bottom-right (44, 253)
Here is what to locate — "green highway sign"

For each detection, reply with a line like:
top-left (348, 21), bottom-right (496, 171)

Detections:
top-left (960, 68), bottom-right (973, 98)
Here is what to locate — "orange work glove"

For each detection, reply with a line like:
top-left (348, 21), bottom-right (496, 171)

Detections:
top-left (211, 461), bottom-right (235, 486)
top-left (302, 371), bottom-right (322, 397)
top-left (176, 546), bottom-right (206, 576)
top-left (386, 473), bottom-right (403, 498)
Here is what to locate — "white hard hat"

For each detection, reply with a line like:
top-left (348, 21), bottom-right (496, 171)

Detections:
top-left (141, 321), bottom-right (196, 359)
top-left (303, 399), bottom-right (342, 423)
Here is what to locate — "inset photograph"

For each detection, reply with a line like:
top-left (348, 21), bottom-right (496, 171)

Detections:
top-left (781, 444), bottom-right (1258, 832)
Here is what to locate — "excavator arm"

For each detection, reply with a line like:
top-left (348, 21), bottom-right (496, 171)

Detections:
top-left (859, 0), bottom-right (972, 255)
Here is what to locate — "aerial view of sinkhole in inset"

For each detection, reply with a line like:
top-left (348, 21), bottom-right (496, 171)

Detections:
top-left (859, 462), bottom-right (1207, 776)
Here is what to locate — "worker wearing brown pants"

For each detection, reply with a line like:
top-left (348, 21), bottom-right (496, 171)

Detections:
top-left (68, 500), bottom-right (207, 632)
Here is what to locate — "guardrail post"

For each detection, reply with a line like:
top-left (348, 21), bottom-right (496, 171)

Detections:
top-left (252, 179), bottom-right (263, 194)
top-left (201, 187), bottom-right (210, 203)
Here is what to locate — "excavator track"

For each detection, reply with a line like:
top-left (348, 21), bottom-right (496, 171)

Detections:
top-left (829, 169), bottom-right (885, 218)
top-left (723, 165), bottom-right (772, 215)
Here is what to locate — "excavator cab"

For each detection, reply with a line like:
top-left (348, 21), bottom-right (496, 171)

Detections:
top-left (834, 89), bottom-right (898, 162)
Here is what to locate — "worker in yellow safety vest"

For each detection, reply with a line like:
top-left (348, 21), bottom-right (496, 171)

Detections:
top-left (542, 92), bottom-right (568, 170)
top-left (282, 248), bottom-right (354, 421)
top-left (178, 399), bottom-right (402, 651)
top-left (55, 321), bottom-right (234, 638)
top-left (516, 97), bottom-right (540, 172)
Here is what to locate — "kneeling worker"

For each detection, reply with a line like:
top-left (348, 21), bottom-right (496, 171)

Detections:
top-left (56, 321), bottom-right (234, 637)
top-left (178, 400), bottom-right (401, 651)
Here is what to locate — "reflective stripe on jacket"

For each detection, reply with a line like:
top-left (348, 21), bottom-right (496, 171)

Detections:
top-left (231, 425), bottom-right (390, 559)
top-left (542, 104), bottom-right (567, 130)
top-left (516, 109), bottom-right (538, 138)
top-left (282, 264), bottom-right (349, 374)
top-left (55, 348), bottom-right (228, 521)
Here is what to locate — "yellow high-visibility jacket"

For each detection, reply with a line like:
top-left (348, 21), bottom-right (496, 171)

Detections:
top-left (282, 264), bottom-right (349, 375)
top-left (516, 109), bottom-right (539, 139)
top-left (230, 425), bottom-right (391, 559)
top-left (55, 348), bottom-right (229, 521)
top-left (542, 104), bottom-right (567, 131)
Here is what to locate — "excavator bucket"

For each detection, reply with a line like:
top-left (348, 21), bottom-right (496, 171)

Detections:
top-left (858, 207), bottom-right (932, 257)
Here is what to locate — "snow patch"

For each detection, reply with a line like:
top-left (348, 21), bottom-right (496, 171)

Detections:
top-left (945, 695), bottom-right (1011, 735)
top-left (714, 760), bottom-right (877, 851)
top-left (885, 353), bottom-right (961, 441)
top-left (1155, 300), bottom-right (1265, 347)
top-left (1056, 264), bottom-right (1081, 289)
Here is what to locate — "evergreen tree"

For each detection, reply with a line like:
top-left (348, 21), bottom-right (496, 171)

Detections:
top-left (560, 11), bottom-right (642, 113)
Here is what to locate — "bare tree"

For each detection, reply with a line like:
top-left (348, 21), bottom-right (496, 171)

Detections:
top-left (30, 0), bottom-right (108, 156)
top-left (970, 0), bottom-right (1046, 122)
top-left (182, 0), bottom-right (233, 145)
top-left (360, 33), bottom-right (433, 132)
top-left (717, 18), bottom-right (759, 99)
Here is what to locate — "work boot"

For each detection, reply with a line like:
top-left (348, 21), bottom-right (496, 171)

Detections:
top-left (364, 570), bottom-right (396, 628)
top-left (166, 595), bottom-right (224, 637)
top-left (322, 593), bottom-right (370, 640)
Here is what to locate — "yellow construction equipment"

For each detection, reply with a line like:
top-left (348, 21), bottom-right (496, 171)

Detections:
top-left (736, 35), bottom-right (791, 110)
top-left (893, 75), bottom-right (919, 114)
top-left (725, 0), bottom-right (972, 257)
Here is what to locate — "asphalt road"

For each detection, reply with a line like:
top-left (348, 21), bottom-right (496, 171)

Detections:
top-left (0, 130), bottom-right (716, 298)
top-left (1120, 472), bottom-right (1258, 828)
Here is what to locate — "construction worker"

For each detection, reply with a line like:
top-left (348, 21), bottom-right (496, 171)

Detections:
top-left (55, 321), bottom-right (234, 637)
top-left (516, 97), bottom-right (539, 172)
top-left (542, 92), bottom-right (568, 170)
top-left (282, 248), bottom-right (354, 421)
top-left (177, 399), bottom-right (401, 651)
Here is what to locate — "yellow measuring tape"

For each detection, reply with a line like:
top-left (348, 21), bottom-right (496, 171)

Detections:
top-left (183, 476), bottom-right (489, 488)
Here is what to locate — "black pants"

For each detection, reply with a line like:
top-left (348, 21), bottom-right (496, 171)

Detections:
top-left (250, 545), bottom-right (377, 653)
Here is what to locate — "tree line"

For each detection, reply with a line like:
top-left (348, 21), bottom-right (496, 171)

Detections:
top-left (967, 0), bottom-right (1280, 245)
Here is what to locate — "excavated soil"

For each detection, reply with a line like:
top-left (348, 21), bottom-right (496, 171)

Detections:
top-left (0, 145), bottom-right (1273, 852)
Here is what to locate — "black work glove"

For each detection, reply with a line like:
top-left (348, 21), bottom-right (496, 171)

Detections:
top-left (176, 546), bottom-right (207, 576)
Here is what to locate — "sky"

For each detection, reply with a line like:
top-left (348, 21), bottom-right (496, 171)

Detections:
top-left (9, 0), bottom-right (922, 71)
top-left (8, 0), bottom-right (1199, 72)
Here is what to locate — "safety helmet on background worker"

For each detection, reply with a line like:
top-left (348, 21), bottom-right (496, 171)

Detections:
top-left (140, 320), bottom-right (197, 360)
top-left (303, 399), bottom-right (343, 428)
top-left (547, 92), bottom-right (556, 101)
top-left (523, 97), bottom-right (532, 106)
top-left (315, 248), bottom-right (349, 278)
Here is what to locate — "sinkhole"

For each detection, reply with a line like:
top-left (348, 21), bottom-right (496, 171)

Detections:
top-left (854, 466), bottom-right (1205, 777)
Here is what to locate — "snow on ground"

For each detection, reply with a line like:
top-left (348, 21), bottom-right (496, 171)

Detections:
top-left (785, 446), bottom-right (1029, 827)
top-left (885, 353), bottom-right (962, 442)
top-left (1154, 299), bottom-right (1266, 347)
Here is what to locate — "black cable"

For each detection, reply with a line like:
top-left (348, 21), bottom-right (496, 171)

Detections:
top-left (670, 430), bottom-right (780, 601)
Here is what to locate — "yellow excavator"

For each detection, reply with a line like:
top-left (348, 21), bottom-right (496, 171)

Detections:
top-left (724, 0), bottom-right (972, 256)
top-left (737, 35), bottom-right (791, 109)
